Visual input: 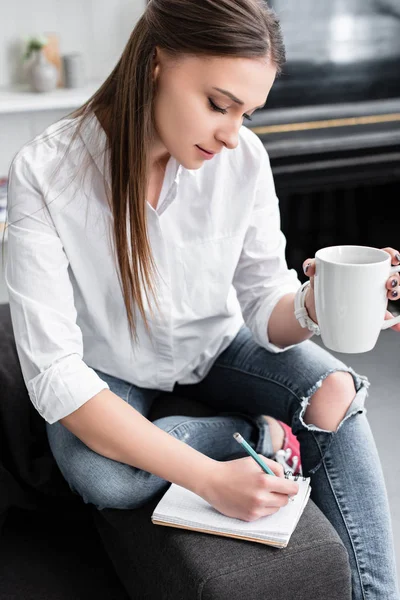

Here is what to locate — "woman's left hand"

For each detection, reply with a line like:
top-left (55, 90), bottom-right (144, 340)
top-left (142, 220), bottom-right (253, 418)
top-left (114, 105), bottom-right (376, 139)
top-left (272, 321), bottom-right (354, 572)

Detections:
top-left (302, 246), bottom-right (400, 333)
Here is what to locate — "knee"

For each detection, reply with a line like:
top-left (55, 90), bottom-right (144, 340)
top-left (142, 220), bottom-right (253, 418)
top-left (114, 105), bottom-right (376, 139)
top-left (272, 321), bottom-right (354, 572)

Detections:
top-left (76, 463), bottom-right (156, 510)
top-left (317, 371), bottom-right (356, 402)
top-left (304, 371), bottom-right (357, 430)
top-left (49, 434), bottom-right (154, 510)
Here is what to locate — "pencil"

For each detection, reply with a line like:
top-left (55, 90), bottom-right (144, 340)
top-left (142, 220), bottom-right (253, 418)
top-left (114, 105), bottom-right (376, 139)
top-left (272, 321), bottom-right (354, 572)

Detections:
top-left (233, 432), bottom-right (276, 476)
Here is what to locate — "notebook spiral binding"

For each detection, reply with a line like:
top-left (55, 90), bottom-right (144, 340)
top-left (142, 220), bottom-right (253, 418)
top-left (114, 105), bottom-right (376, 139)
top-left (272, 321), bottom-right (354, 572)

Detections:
top-left (284, 471), bottom-right (307, 481)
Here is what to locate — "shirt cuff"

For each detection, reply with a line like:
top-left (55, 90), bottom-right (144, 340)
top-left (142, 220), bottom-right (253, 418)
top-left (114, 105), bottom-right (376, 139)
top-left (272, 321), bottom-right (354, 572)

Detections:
top-left (27, 353), bottom-right (110, 424)
top-left (251, 286), bottom-right (302, 353)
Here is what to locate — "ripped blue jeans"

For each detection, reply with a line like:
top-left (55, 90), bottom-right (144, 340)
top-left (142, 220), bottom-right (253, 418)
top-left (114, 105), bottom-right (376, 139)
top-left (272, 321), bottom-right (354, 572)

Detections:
top-left (46, 325), bottom-right (399, 600)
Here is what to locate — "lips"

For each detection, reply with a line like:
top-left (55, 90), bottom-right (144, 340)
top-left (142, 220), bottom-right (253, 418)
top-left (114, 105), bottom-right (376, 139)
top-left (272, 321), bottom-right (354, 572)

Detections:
top-left (196, 145), bottom-right (215, 155)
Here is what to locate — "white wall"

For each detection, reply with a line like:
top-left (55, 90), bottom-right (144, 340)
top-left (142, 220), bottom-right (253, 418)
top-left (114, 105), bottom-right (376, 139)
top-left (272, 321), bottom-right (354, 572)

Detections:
top-left (1, 0), bottom-right (145, 88)
top-left (0, 0), bottom-right (145, 176)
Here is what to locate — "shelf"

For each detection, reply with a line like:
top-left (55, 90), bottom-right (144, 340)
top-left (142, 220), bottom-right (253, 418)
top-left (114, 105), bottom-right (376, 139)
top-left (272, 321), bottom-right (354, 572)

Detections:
top-left (0, 81), bottom-right (103, 114)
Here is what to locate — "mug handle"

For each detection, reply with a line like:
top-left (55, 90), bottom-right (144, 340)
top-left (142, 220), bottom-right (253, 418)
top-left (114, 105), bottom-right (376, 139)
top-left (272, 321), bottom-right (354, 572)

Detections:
top-left (381, 265), bottom-right (400, 330)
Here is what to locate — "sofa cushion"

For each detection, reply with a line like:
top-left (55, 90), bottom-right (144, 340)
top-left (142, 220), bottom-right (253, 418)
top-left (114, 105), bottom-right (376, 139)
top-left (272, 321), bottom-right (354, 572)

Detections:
top-left (0, 505), bottom-right (129, 600)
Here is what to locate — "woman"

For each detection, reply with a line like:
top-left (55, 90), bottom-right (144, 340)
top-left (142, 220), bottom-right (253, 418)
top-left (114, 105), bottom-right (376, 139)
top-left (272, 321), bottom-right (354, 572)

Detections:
top-left (5, 1), bottom-right (399, 597)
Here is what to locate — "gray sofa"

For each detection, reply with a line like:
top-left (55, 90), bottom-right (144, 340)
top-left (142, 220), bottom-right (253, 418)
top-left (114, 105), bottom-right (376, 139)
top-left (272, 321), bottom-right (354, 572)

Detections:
top-left (0, 302), bottom-right (351, 599)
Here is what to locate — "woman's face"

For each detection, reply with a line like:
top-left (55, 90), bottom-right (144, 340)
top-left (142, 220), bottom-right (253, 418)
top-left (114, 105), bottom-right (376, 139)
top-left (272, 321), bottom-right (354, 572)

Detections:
top-left (150, 48), bottom-right (277, 170)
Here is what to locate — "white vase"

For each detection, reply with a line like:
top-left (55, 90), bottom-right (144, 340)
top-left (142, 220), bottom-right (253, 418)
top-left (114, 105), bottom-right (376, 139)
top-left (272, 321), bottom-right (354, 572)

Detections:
top-left (28, 50), bottom-right (58, 93)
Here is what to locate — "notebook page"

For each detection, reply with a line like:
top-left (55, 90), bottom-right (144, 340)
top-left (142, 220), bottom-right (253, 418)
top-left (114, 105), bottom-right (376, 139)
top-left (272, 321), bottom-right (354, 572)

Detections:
top-left (152, 477), bottom-right (310, 539)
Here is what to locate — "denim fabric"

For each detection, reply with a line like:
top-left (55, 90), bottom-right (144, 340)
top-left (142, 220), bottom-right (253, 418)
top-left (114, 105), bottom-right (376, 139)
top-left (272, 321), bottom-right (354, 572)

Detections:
top-left (46, 325), bottom-right (399, 600)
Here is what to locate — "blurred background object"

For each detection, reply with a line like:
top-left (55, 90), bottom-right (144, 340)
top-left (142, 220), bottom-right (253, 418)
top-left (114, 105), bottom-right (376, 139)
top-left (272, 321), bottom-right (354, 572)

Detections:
top-left (42, 33), bottom-right (63, 87)
top-left (250, 0), bottom-right (400, 289)
top-left (62, 52), bottom-right (85, 88)
top-left (23, 34), bottom-right (58, 93)
top-left (267, 0), bottom-right (400, 108)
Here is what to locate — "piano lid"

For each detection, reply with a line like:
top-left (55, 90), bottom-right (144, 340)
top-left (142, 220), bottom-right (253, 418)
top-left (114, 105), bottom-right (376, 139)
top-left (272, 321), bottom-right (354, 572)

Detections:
top-left (266, 0), bottom-right (400, 109)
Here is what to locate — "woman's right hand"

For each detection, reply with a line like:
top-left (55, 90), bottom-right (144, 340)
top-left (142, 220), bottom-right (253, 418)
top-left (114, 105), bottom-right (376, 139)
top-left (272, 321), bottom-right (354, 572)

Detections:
top-left (200, 455), bottom-right (300, 522)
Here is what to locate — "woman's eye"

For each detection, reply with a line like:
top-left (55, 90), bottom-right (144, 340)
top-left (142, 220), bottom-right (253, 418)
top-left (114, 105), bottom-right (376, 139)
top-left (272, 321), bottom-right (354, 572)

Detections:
top-left (208, 98), bottom-right (252, 122)
top-left (208, 98), bottom-right (227, 115)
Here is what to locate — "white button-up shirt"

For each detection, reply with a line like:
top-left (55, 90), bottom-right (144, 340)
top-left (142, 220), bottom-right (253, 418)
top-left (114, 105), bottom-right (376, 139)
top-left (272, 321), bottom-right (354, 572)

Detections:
top-left (6, 113), bottom-right (301, 424)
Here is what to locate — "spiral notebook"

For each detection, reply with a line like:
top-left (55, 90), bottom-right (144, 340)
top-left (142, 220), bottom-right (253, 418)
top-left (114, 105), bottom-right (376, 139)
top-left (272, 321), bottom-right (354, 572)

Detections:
top-left (151, 474), bottom-right (311, 548)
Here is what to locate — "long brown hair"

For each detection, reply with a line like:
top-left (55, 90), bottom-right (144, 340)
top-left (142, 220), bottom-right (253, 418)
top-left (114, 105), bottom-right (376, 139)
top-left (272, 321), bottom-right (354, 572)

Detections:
top-left (3, 0), bottom-right (285, 343)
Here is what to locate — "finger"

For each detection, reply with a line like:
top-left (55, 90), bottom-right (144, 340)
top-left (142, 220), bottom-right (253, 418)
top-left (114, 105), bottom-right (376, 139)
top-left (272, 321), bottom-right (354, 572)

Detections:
top-left (265, 507), bottom-right (281, 516)
top-left (262, 475), bottom-right (299, 496)
top-left (302, 258), bottom-right (315, 277)
top-left (258, 455), bottom-right (284, 478)
top-left (387, 282), bottom-right (399, 301)
top-left (259, 507), bottom-right (281, 518)
top-left (243, 506), bottom-right (280, 522)
top-left (386, 275), bottom-right (400, 297)
top-left (381, 247), bottom-right (400, 265)
top-left (265, 491), bottom-right (291, 508)
top-left (385, 310), bottom-right (400, 332)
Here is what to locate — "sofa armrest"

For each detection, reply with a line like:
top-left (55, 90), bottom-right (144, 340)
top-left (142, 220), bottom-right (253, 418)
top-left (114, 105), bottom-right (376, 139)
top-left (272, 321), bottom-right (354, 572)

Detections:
top-left (92, 492), bottom-right (351, 600)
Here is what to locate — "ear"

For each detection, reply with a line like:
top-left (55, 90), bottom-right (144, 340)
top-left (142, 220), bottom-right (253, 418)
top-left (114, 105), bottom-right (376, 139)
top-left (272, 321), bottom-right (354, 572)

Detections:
top-left (152, 63), bottom-right (160, 83)
top-left (152, 46), bottom-right (161, 82)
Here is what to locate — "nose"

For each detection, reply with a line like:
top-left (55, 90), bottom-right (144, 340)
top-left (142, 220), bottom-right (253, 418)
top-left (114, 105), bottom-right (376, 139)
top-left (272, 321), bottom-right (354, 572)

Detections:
top-left (215, 121), bottom-right (241, 151)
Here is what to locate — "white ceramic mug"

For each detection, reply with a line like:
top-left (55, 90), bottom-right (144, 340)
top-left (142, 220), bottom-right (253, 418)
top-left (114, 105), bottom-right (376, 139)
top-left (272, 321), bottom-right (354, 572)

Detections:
top-left (314, 245), bottom-right (400, 353)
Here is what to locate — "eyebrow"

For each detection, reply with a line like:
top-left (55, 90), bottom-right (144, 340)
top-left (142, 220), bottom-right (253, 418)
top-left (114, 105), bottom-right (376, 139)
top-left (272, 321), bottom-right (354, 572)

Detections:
top-left (212, 87), bottom-right (265, 110)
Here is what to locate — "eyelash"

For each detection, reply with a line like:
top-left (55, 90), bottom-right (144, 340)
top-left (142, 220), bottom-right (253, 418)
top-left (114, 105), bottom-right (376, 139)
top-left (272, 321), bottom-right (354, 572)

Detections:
top-left (208, 98), bottom-right (253, 122)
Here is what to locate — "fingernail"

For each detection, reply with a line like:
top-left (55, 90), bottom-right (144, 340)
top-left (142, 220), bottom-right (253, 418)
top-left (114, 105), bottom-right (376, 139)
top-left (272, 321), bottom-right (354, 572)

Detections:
top-left (304, 262), bottom-right (311, 274)
top-left (391, 279), bottom-right (398, 288)
top-left (392, 290), bottom-right (398, 298)
top-left (395, 253), bottom-right (400, 262)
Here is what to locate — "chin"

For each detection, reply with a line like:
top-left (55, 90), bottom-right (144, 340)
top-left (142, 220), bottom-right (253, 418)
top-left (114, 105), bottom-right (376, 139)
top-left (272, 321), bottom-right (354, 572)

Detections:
top-left (177, 156), bottom-right (204, 170)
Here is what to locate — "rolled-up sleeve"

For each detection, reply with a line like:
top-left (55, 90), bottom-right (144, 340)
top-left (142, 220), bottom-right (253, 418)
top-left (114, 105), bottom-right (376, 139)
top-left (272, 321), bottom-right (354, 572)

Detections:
top-left (5, 153), bottom-right (109, 424)
top-left (233, 140), bottom-right (302, 353)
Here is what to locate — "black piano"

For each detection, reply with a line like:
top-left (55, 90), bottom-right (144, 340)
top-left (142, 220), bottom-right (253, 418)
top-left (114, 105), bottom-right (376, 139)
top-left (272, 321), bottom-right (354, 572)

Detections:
top-left (249, 0), bottom-right (400, 280)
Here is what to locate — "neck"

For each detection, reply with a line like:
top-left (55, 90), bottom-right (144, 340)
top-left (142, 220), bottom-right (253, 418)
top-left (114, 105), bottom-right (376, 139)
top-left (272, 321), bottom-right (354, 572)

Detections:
top-left (94, 106), bottom-right (170, 175)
